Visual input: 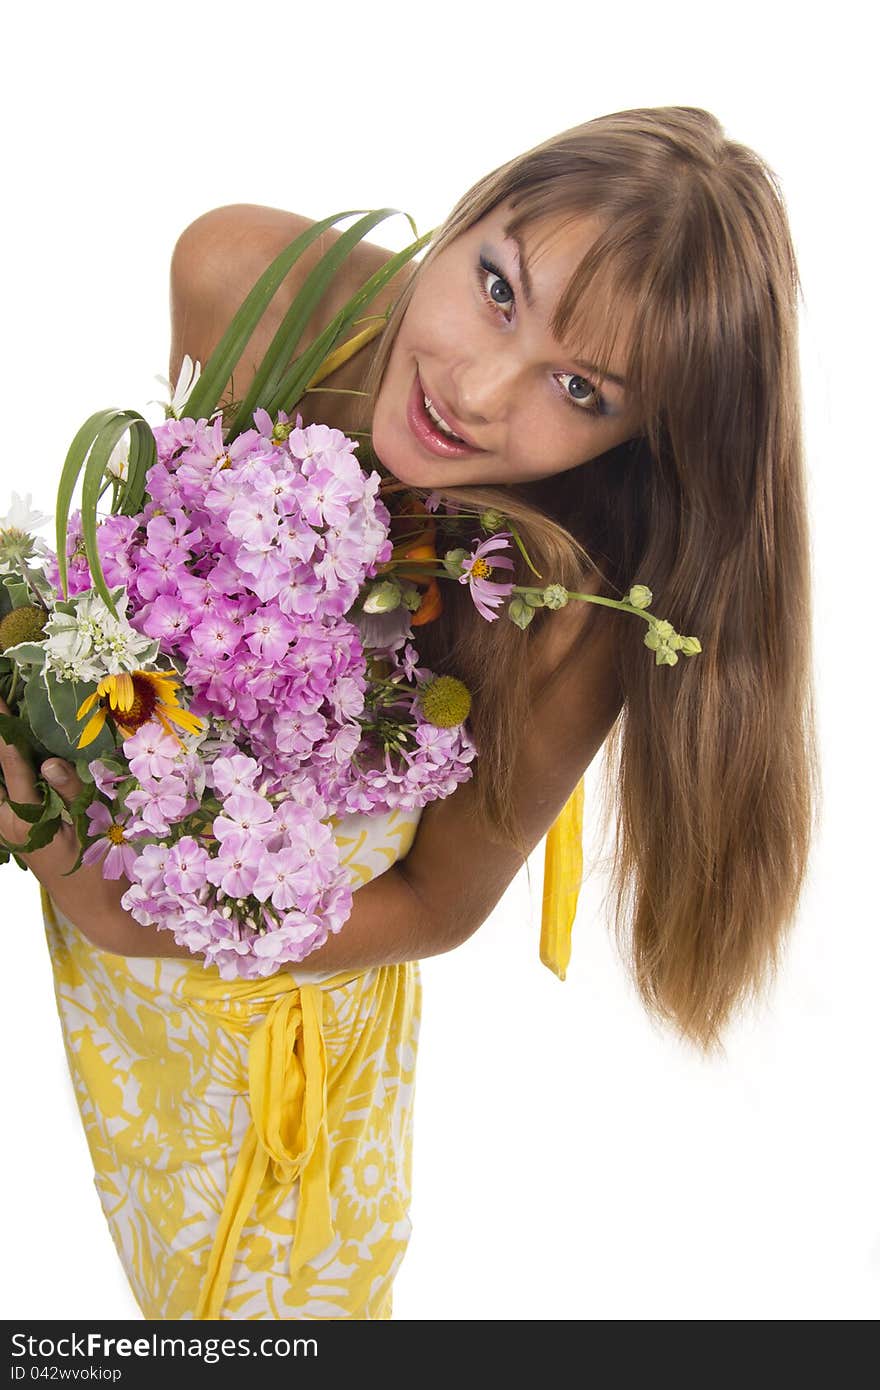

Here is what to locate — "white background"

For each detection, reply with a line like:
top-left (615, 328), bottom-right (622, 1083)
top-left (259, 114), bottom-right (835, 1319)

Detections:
top-left (2, 0), bottom-right (877, 1322)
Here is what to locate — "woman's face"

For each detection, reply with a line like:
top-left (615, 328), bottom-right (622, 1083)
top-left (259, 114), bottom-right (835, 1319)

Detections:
top-left (370, 201), bottom-right (642, 489)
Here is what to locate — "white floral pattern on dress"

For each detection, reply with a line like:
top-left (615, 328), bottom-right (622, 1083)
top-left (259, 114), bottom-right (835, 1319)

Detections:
top-left (42, 805), bottom-right (422, 1321)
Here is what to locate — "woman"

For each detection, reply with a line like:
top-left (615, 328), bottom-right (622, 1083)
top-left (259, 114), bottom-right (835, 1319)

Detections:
top-left (0, 106), bottom-right (819, 1319)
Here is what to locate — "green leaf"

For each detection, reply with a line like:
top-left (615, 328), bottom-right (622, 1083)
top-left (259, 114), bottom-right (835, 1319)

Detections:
top-left (184, 210), bottom-right (369, 426)
top-left (23, 670), bottom-right (88, 761)
top-left (1, 781), bottom-right (65, 854)
top-left (2, 577), bottom-right (31, 609)
top-left (229, 210), bottom-right (420, 434)
top-left (0, 710), bottom-right (39, 761)
top-left (5, 642), bottom-right (47, 668)
top-left (261, 228), bottom-right (434, 424)
top-left (115, 415), bottom-right (156, 517)
top-left (55, 408), bottom-right (119, 599)
top-left (80, 414), bottom-right (141, 613)
top-left (44, 669), bottom-right (116, 758)
top-left (507, 597), bottom-right (535, 630)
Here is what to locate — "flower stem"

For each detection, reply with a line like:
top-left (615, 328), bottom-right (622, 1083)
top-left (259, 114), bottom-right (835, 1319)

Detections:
top-left (511, 585), bottom-right (656, 624)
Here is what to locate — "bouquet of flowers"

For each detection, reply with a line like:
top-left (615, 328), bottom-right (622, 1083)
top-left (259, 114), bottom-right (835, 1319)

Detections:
top-left (0, 208), bottom-right (701, 979)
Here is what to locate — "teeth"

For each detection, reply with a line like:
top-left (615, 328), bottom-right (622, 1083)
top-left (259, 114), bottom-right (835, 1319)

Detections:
top-left (423, 392), bottom-right (465, 442)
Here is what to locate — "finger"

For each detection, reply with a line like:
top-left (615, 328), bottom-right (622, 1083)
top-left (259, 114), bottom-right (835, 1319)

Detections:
top-left (0, 694), bottom-right (41, 807)
top-left (40, 758), bottom-right (86, 804)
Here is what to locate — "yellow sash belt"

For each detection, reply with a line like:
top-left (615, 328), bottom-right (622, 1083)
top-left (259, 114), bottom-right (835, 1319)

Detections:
top-left (188, 967), bottom-right (364, 1321)
top-left (540, 776), bottom-right (585, 982)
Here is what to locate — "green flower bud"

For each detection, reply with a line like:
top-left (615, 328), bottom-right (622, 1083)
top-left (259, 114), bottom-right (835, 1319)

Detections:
top-left (507, 597), bottom-right (535, 629)
top-left (627, 584), bottom-right (653, 609)
top-left (362, 580), bottom-right (402, 614)
top-left (653, 619), bottom-right (675, 641)
top-left (643, 627), bottom-right (661, 651)
top-left (542, 584), bottom-right (569, 610)
top-left (524, 591), bottom-right (545, 608)
top-left (655, 646), bottom-right (679, 666)
top-left (401, 583), bottom-right (423, 613)
top-left (679, 635), bottom-right (702, 656)
top-left (442, 548), bottom-right (468, 578)
top-left (479, 509), bottom-right (507, 533)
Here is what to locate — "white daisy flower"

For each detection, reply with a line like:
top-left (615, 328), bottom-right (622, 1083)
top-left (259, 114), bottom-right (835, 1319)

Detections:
top-left (150, 354), bottom-right (202, 419)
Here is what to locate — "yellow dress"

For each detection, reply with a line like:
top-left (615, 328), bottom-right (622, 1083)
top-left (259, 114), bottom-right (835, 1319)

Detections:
top-left (41, 805), bottom-right (422, 1321)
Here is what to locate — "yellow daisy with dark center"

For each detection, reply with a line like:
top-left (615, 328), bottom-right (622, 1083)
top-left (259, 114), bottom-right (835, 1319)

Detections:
top-left (76, 670), bottom-right (203, 748)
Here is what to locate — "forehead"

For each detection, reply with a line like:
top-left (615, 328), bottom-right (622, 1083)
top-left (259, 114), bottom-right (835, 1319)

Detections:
top-left (472, 202), bottom-right (635, 379)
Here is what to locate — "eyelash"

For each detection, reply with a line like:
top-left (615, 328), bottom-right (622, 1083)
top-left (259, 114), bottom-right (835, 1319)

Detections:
top-left (475, 255), bottom-right (608, 418)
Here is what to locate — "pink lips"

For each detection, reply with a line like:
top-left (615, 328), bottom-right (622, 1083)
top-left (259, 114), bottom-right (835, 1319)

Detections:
top-left (406, 373), bottom-right (484, 458)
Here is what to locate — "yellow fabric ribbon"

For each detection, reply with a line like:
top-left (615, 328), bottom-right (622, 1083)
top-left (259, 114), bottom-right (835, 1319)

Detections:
top-left (190, 968), bottom-right (362, 1321)
top-left (540, 776), bottom-right (585, 981)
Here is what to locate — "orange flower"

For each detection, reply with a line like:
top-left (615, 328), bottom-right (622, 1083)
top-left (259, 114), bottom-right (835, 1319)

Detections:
top-left (395, 542), bottom-right (443, 625)
top-left (411, 580), bottom-right (442, 626)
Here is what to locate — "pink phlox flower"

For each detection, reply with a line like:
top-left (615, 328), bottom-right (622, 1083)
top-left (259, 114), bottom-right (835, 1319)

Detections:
top-left (413, 721), bottom-right (460, 763)
top-left (133, 550), bottom-right (179, 602)
top-left (253, 846), bottom-right (312, 911)
top-left (227, 494), bottom-right (281, 548)
top-left (277, 515), bottom-right (320, 563)
top-left (204, 831), bottom-right (259, 898)
top-left (127, 842), bottom-right (171, 893)
top-left (213, 791), bottom-right (275, 843)
top-left (286, 421), bottom-right (354, 463)
top-left (243, 605), bottom-right (295, 661)
top-left (144, 460), bottom-right (188, 508)
top-left (329, 674), bottom-right (366, 721)
top-left (459, 532), bottom-right (516, 622)
top-left (81, 801), bottom-right (142, 880)
top-left (138, 593), bottom-right (194, 651)
top-left (274, 563), bottom-right (321, 617)
top-left (208, 753), bottom-right (261, 798)
top-left (87, 758), bottom-right (125, 799)
top-left (185, 651), bottom-right (235, 707)
top-left (250, 913), bottom-right (323, 962)
top-left (163, 836), bottom-right (210, 896)
top-left (124, 774), bottom-right (190, 836)
top-left (190, 608), bottom-right (245, 660)
top-left (275, 709), bottom-right (328, 757)
top-left (145, 510), bottom-right (203, 561)
top-left (234, 544), bottom-right (289, 603)
top-left (294, 468), bottom-right (354, 529)
top-left (123, 722), bottom-right (183, 781)
top-left (401, 642), bottom-right (428, 683)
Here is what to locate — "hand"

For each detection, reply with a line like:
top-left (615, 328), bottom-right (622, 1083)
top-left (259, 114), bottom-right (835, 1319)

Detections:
top-left (0, 695), bottom-right (129, 934)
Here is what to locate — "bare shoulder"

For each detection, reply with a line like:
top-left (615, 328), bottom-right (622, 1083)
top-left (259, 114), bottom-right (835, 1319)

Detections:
top-left (401, 589), bottom-right (623, 944)
top-left (168, 203), bottom-right (410, 427)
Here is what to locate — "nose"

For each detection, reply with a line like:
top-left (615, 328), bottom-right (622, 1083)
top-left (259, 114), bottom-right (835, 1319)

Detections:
top-left (449, 354), bottom-right (518, 425)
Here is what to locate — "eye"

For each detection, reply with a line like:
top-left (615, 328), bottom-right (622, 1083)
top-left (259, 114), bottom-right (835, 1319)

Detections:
top-left (476, 256), bottom-right (515, 317)
top-left (554, 372), bottom-right (606, 416)
top-left (476, 254), bottom-right (609, 418)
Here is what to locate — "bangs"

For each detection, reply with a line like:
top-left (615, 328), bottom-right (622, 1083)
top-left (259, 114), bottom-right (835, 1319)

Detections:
top-left (504, 190), bottom-right (677, 455)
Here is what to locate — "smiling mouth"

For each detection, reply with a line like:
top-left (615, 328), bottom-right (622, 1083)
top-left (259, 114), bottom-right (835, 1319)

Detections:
top-left (406, 371), bottom-right (486, 459)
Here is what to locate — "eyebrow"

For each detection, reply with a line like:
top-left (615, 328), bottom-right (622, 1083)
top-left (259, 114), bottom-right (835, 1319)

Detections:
top-left (502, 224), bottom-right (628, 390)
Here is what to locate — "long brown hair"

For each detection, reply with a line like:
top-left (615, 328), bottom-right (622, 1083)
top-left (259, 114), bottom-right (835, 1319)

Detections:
top-left (354, 106), bottom-right (821, 1055)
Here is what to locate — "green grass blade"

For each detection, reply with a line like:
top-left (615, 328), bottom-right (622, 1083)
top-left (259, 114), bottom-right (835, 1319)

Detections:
top-left (182, 209), bottom-right (366, 424)
top-left (227, 209), bottom-right (417, 436)
top-left (263, 229), bottom-right (434, 420)
top-left (80, 414), bottom-right (137, 612)
top-left (115, 414), bottom-right (155, 516)
top-left (55, 409), bottom-right (120, 598)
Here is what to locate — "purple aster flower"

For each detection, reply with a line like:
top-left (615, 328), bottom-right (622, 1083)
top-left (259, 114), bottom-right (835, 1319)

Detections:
top-left (459, 532), bottom-right (516, 622)
top-left (81, 802), bottom-right (140, 880)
